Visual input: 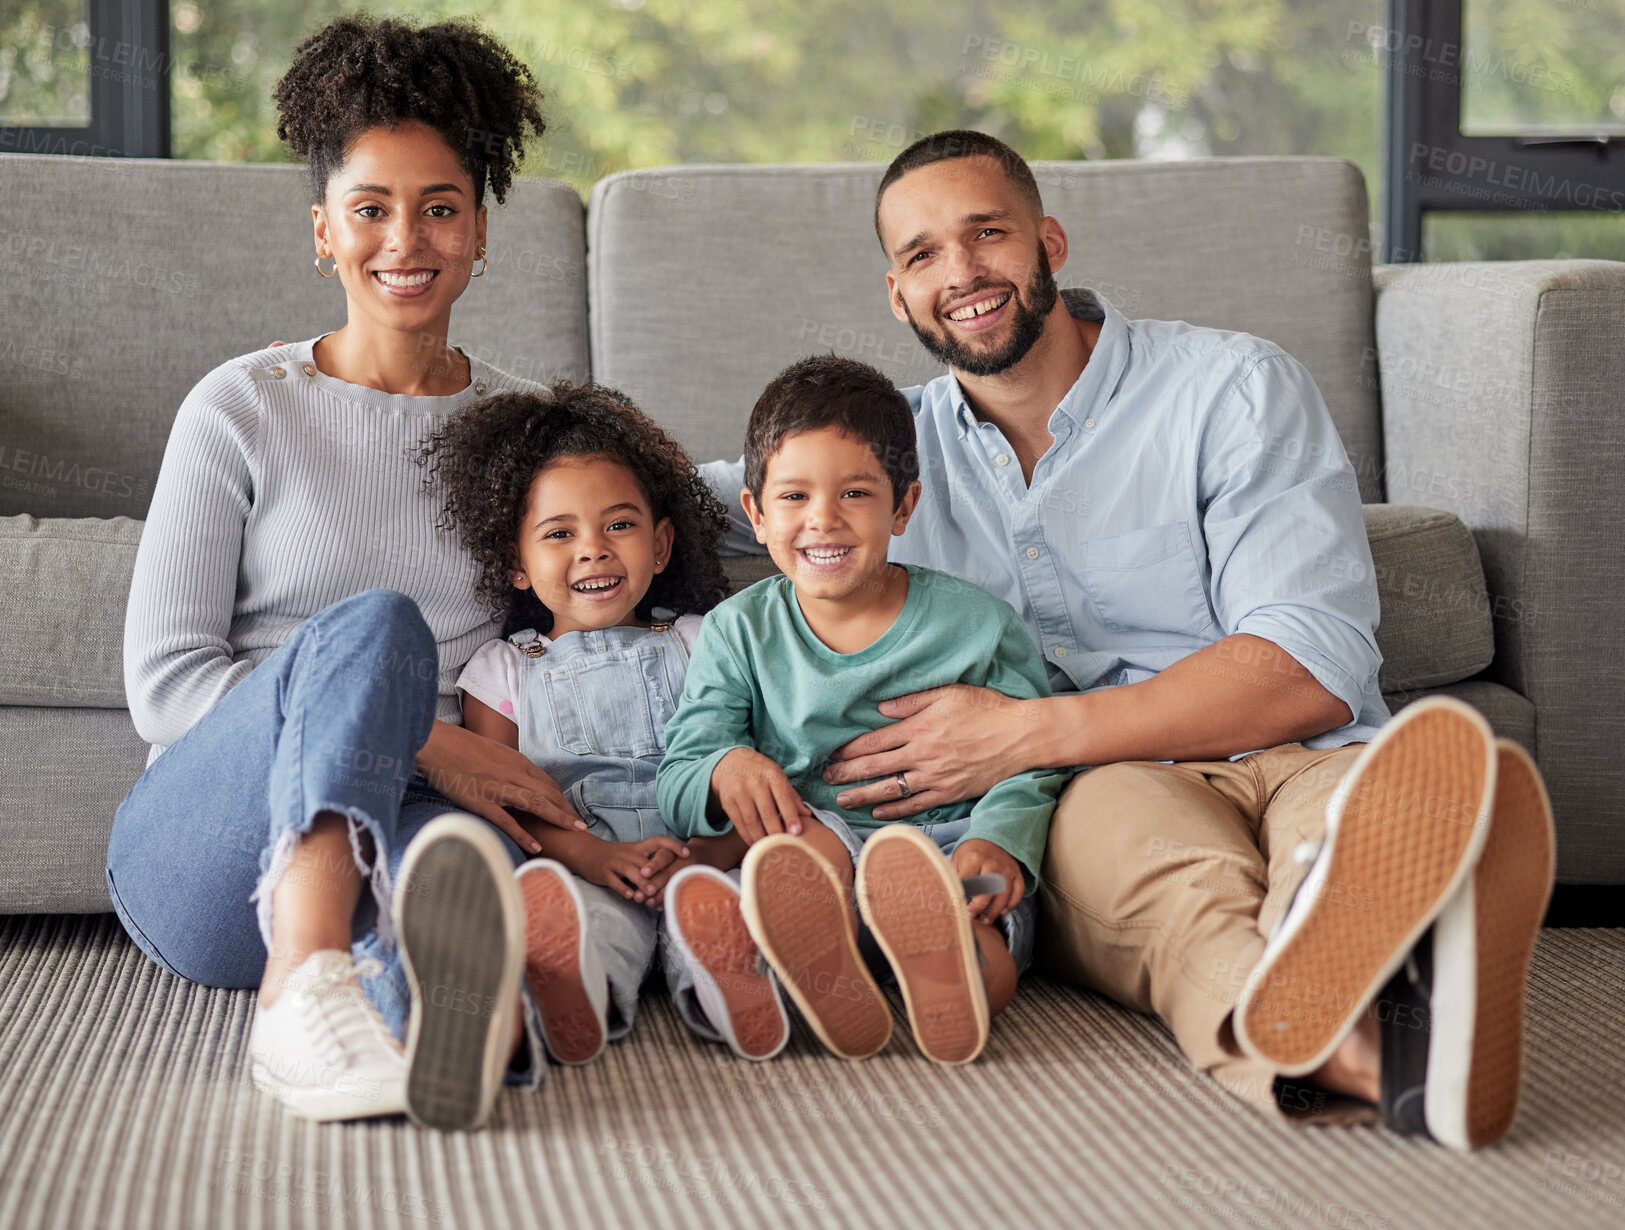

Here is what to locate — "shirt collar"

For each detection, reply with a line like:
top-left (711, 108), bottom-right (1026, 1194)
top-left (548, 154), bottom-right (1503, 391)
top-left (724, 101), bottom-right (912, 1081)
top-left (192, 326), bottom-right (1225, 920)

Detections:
top-left (947, 286), bottom-right (1130, 439)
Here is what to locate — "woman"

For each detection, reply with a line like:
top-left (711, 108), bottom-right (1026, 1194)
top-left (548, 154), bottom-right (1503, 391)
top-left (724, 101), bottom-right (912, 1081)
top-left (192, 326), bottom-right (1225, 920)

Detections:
top-left (106, 14), bottom-right (563, 1130)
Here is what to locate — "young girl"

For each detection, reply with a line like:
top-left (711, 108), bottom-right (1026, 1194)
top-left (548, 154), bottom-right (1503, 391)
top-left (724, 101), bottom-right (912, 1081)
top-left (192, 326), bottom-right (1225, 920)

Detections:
top-left (419, 382), bottom-right (792, 1063)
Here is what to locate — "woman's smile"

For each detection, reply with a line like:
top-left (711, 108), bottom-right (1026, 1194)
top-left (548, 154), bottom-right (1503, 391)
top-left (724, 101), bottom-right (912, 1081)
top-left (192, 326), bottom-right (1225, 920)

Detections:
top-left (372, 267), bottom-right (440, 297)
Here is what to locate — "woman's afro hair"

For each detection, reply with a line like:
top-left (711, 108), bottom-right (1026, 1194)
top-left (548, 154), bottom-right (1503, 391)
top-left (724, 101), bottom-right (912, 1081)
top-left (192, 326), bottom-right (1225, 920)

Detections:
top-left (417, 382), bottom-right (733, 639)
top-left (273, 14), bottom-right (546, 206)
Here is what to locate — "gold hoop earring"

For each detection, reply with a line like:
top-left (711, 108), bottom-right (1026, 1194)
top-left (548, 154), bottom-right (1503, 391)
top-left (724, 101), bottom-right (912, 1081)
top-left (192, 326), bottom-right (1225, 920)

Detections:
top-left (314, 255), bottom-right (337, 278)
top-left (470, 251), bottom-right (487, 278)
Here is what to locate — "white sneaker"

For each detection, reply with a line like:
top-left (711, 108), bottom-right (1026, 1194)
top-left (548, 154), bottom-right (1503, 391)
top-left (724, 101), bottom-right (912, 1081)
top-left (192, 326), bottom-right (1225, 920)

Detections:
top-left (1423, 739), bottom-right (1555, 1149)
top-left (665, 864), bottom-right (790, 1061)
top-left (515, 859), bottom-right (610, 1065)
top-left (395, 814), bottom-right (525, 1131)
top-left (1234, 695), bottom-right (1496, 1076)
top-left (248, 950), bottom-right (407, 1121)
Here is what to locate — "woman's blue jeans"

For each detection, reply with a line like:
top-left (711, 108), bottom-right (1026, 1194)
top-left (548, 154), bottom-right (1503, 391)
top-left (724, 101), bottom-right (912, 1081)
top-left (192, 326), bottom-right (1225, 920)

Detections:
top-left (106, 588), bottom-right (542, 1083)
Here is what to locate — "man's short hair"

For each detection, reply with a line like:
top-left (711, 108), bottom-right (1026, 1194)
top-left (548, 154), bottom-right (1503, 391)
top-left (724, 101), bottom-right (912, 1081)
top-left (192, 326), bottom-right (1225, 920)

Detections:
top-left (874, 130), bottom-right (1044, 253)
top-left (744, 354), bottom-right (918, 508)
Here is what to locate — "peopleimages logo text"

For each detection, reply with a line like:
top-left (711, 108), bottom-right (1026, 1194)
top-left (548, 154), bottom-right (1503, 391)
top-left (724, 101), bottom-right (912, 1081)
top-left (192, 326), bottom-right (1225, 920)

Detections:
top-left (1409, 144), bottom-right (1625, 210)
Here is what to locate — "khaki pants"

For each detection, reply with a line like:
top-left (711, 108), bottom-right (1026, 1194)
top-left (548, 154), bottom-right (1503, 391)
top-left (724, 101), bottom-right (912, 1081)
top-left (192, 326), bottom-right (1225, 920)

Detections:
top-left (1037, 742), bottom-right (1365, 1112)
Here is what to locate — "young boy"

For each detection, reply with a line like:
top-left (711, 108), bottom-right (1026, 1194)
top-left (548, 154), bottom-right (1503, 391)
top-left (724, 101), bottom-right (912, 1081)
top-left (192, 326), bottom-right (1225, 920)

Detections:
top-left (656, 354), bottom-right (1070, 1065)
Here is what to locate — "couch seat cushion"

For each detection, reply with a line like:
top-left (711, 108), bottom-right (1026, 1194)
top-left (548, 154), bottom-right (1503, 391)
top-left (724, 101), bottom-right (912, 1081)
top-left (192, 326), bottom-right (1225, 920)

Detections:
top-left (0, 516), bottom-right (142, 707)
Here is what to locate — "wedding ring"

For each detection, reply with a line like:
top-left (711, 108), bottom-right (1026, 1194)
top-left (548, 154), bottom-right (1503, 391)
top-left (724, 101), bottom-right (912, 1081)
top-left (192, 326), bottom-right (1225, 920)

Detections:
top-left (895, 772), bottom-right (912, 798)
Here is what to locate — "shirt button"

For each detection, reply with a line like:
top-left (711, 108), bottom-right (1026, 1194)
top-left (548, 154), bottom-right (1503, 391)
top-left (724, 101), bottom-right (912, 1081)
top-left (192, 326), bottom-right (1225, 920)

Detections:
top-left (1054, 646), bottom-right (1068, 658)
top-left (995, 453), bottom-right (1011, 467)
top-left (1084, 417), bottom-right (1096, 429)
top-left (301, 363), bottom-right (316, 376)
top-left (270, 366), bottom-right (285, 379)
top-left (1025, 546), bottom-right (1040, 560)
top-left (475, 381), bottom-right (487, 395)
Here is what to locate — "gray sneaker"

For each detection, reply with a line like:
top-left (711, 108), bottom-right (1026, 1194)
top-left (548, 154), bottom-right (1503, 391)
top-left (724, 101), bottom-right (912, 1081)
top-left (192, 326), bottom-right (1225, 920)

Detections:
top-left (395, 814), bottom-right (525, 1131)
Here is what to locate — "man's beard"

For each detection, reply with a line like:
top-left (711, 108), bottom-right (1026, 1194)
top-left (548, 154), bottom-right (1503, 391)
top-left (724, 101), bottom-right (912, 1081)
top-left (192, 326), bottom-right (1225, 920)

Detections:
top-left (901, 242), bottom-right (1061, 377)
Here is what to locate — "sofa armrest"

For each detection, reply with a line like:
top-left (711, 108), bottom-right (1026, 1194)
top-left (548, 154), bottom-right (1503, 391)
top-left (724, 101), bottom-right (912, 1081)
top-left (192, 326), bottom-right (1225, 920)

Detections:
top-left (1374, 259), bottom-right (1625, 881)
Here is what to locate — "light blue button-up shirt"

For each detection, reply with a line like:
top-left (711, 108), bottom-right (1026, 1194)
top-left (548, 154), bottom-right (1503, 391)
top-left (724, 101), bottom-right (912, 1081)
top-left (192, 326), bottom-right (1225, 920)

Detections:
top-left (702, 287), bottom-right (1387, 753)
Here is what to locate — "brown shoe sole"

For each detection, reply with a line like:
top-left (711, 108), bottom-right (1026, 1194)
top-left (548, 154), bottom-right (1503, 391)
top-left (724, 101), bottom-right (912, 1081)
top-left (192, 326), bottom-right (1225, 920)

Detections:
top-left (741, 837), bottom-right (892, 1060)
top-left (856, 826), bottom-right (989, 1066)
top-left (669, 873), bottom-right (788, 1060)
top-left (1239, 700), bottom-right (1494, 1072)
top-left (517, 865), bottom-right (604, 1065)
top-left (1464, 741), bottom-right (1555, 1148)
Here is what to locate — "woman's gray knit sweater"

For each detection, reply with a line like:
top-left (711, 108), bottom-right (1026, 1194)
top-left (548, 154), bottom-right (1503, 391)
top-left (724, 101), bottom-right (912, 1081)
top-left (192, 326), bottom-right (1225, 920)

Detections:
top-left (123, 335), bottom-right (546, 766)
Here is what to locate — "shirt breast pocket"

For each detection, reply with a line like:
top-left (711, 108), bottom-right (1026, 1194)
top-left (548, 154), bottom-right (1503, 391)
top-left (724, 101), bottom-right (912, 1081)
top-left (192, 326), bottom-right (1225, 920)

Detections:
top-left (1083, 520), bottom-right (1214, 638)
top-left (542, 645), bottom-right (679, 759)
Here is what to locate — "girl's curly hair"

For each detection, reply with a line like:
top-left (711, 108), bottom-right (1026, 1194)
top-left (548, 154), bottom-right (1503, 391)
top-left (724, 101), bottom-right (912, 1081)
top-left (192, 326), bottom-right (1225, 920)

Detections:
top-left (273, 14), bottom-right (545, 207)
top-left (418, 382), bottom-right (732, 639)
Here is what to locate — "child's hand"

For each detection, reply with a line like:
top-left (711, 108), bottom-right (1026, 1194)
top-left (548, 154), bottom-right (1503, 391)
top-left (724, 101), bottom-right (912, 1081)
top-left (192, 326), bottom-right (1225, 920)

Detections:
top-left (629, 836), bottom-right (690, 907)
top-left (583, 835), bottom-right (689, 902)
top-left (636, 831), bottom-right (748, 908)
top-left (635, 854), bottom-right (690, 908)
top-left (951, 839), bottom-right (1025, 925)
top-left (711, 748), bottom-right (813, 843)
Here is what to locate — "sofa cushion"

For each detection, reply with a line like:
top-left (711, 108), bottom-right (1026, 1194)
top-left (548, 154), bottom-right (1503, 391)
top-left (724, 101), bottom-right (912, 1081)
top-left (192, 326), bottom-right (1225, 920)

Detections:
top-left (0, 155), bottom-right (589, 522)
top-left (1364, 504), bottom-right (1495, 692)
top-left (588, 158), bottom-right (1384, 500)
top-left (0, 516), bottom-right (142, 708)
top-left (0, 706), bottom-right (149, 913)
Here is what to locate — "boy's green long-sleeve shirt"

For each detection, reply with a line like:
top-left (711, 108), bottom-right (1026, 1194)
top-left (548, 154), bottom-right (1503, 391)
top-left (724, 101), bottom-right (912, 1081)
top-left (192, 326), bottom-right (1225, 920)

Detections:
top-left (656, 564), bottom-right (1071, 894)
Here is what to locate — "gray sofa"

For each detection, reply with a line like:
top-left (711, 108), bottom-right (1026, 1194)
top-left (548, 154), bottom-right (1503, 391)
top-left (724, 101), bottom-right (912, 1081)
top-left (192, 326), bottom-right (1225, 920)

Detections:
top-left (3, 150), bottom-right (1623, 919)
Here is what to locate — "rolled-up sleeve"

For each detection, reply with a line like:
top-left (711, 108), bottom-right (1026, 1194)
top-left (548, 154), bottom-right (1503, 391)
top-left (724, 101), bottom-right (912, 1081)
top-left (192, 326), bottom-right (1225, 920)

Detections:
top-left (1197, 353), bottom-right (1383, 727)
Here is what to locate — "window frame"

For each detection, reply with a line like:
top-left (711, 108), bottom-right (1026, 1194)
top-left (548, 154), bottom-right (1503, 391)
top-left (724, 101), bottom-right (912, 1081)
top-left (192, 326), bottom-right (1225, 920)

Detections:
top-left (0, 0), bottom-right (170, 160)
top-left (1382, 0), bottom-right (1625, 261)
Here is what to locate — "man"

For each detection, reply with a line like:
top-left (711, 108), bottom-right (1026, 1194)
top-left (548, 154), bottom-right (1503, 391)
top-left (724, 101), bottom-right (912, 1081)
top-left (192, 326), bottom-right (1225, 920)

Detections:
top-left (702, 130), bottom-right (1554, 1147)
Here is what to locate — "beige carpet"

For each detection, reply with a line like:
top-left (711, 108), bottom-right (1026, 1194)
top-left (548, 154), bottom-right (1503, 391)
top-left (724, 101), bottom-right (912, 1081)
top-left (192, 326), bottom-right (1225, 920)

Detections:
top-left (2, 915), bottom-right (1622, 1229)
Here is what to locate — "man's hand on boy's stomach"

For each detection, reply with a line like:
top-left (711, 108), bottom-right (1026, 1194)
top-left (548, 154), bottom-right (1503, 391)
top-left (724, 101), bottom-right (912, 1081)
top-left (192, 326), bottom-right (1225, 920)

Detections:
top-left (951, 839), bottom-right (1024, 924)
top-left (823, 683), bottom-right (1039, 821)
top-left (711, 747), bottom-right (814, 843)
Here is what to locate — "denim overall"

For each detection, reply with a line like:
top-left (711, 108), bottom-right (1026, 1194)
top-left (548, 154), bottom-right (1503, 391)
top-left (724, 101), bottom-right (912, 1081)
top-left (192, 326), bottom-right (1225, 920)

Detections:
top-left (509, 622), bottom-right (725, 1042)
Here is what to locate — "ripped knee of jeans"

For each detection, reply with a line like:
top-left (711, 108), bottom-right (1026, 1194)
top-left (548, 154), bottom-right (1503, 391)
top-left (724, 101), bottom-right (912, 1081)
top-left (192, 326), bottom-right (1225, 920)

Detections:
top-left (249, 807), bottom-right (396, 955)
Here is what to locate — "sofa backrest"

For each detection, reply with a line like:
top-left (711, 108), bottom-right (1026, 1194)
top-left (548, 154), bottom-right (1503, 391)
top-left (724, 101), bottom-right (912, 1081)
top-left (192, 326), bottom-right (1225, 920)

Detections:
top-left (1, 152), bottom-right (1385, 521)
top-left (0, 154), bottom-right (589, 520)
top-left (587, 157), bottom-right (1383, 500)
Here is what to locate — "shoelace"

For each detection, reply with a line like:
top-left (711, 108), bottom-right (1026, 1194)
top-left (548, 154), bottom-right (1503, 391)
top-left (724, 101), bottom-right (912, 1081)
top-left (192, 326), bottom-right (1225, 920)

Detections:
top-left (295, 956), bottom-right (398, 1070)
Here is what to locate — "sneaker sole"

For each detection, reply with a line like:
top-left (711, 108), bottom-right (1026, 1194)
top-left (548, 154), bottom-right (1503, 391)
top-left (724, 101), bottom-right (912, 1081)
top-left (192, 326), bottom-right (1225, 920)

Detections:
top-left (856, 826), bottom-right (989, 1067)
top-left (1237, 697), bottom-right (1495, 1074)
top-left (740, 837), bottom-right (891, 1061)
top-left (668, 869), bottom-right (789, 1061)
top-left (516, 863), bottom-right (605, 1065)
top-left (1430, 741), bottom-right (1555, 1149)
top-left (396, 816), bottom-right (524, 1131)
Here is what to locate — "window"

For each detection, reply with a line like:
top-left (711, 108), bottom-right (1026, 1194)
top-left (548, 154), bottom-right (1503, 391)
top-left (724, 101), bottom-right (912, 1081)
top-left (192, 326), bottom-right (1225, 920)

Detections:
top-left (0, 0), bottom-right (169, 158)
top-left (1382, 0), bottom-right (1625, 260)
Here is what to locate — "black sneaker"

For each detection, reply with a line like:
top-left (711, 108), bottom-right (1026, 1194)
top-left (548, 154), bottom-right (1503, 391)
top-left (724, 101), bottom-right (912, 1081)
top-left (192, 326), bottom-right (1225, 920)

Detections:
top-left (1376, 929), bottom-right (1435, 1139)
